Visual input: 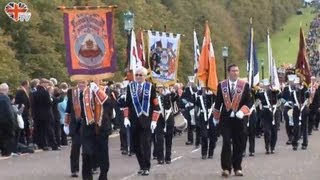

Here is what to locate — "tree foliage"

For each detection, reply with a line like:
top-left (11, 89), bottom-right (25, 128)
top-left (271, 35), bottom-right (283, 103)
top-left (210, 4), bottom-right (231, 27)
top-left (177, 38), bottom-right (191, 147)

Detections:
top-left (0, 0), bottom-right (302, 87)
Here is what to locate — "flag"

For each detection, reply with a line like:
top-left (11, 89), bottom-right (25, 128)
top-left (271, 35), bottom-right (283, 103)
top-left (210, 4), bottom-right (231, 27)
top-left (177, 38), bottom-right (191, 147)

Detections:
top-left (295, 27), bottom-right (311, 85)
top-left (136, 30), bottom-right (147, 68)
top-left (247, 19), bottom-right (259, 88)
top-left (62, 8), bottom-right (116, 81)
top-left (197, 22), bottom-right (218, 94)
top-left (193, 30), bottom-right (200, 77)
top-left (128, 30), bottom-right (142, 80)
top-left (267, 30), bottom-right (281, 90)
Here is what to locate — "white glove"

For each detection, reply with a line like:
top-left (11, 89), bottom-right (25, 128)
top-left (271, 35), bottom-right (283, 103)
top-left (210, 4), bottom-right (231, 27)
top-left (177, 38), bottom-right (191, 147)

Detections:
top-left (63, 125), bottom-right (70, 135)
top-left (151, 121), bottom-right (157, 133)
top-left (213, 118), bottom-right (219, 126)
top-left (124, 117), bottom-right (131, 127)
top-left (236, 110), bottom-right (244, 119)
top-left (90, 82), bottom-right (99, 93)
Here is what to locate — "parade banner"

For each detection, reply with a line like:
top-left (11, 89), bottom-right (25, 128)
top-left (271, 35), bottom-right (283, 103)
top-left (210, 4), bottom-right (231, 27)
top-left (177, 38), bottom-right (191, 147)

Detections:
top-left (147, 31), bottom-right (181, 86)
top-left (296, 27), bottom-right (311, 85)
top-left (63, 8), bottom-right (116, 81)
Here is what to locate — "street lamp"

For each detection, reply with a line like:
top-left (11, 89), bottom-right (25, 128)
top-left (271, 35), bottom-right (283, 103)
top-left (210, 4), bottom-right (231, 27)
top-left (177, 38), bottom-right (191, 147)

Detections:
top-left (222, 46), bottom-right (229, 79)
top-left (261, 59), bottom-right (264, 79)
top-left (123, 10), bottom-right (135, 79)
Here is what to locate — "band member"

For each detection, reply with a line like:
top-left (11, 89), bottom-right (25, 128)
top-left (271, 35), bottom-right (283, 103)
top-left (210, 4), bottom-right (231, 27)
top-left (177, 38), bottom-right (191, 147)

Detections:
top-left (118, 81), bottom-right (133, 155)
top-left (257, 79), bottom-right (280, 154)
top-left (308, 76), bottom-right (320, 135)
top-left (64, 80), bottom-right (108, 179)
top-left (123, 66), bottom-right (160, 176)
top-left (282, 75), bottom-right (296, 145)
top-left (181, 76), bottom-right (199, 146)
top-left (244, 85), bottom-right (259, 157)
top-left (154, 84), bottom-right (175, 164)
top-left (213, 64), bottom-right (253, 177)
top-left (196, 88), bottom-right (218, 159)
top-left (294, 77), bottom-right (310, 150)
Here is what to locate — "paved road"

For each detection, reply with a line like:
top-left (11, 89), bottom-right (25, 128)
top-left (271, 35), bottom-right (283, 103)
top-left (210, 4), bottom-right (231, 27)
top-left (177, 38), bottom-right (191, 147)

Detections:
top-left (1, 124), bottom-right (320, 180)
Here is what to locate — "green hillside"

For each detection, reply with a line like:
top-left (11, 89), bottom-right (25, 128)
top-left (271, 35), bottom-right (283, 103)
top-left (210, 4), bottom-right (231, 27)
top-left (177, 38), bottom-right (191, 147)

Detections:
top-left (0, 0), bottom-right (303, 87)
top-left (257, 7), bottom-right (315, 78)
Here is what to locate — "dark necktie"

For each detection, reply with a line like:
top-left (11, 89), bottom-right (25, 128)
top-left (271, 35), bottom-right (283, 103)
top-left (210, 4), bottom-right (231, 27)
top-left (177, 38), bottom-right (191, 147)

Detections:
top-left (230, 83), bottom-right (235, 99)
top-left (138, 84), bottom-right (142, 97)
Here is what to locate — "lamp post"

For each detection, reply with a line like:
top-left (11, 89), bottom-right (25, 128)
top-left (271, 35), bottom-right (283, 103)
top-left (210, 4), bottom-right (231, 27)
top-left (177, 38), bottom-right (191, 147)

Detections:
top-left (222, 46), bottom-right (229, 79)
top-left (261, 59), bottom-right (265, 79)
top-left (123, 10), bottom-right (135, 77)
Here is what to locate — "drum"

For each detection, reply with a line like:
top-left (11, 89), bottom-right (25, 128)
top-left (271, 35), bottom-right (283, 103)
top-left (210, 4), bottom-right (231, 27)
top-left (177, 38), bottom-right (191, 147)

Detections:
top-left (174, 113), bottom-right (188, 131)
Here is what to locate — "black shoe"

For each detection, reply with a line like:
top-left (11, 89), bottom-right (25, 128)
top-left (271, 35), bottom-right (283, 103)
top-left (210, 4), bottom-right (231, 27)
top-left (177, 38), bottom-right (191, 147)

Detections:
top-left (293, 146), bottom-right (298, 151)
top-left (121, 150), bottom-right (128, 155)
top-left (92, 168), bottom-right (99, 174)
top-left (302, 146), bottom-right (307, 150)
top-left (249, 152), bottom-right (255, 156)
top-left (256, 135), bottom-right (261, 138)
top-left (158, 160), bottom-right (164, 164)
top-left (153, 156), bottom-right (157, 160)
top-left (308, 132), bottom-right (312, 135)
top-left (265, 151), bottom-right (270, 154)
top-left (271, 149), bottom-right (275, 154)
top-left (52, 147), bottom-right (61, 151)
top-left (128, 152), bottom-right (134, 156)
top-left (201, 155), bottom-right (207, 160)
top-left (195, 145), bottom-right (200, 149)
top-left (165, 160), bottom-right (171, 164)
top-left (42, 147), bottom-right (50, 151)
top-left (286, 140), bottom-right (292, 145)
top-left (71, 172), bottom-right (78, 178)
top-left (208, 155), bottom-right (213, 159)
top-left (185, 141), bottom-right (193, 145)
top-left (141, 170), bottom-right (149, 176)
top-left (137, 169), bottom-right (144, 175)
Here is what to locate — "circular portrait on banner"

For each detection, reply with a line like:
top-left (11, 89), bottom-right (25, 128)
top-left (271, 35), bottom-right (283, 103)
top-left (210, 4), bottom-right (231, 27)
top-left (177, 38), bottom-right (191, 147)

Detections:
top-left (74, 33), bottom-right (106, 69)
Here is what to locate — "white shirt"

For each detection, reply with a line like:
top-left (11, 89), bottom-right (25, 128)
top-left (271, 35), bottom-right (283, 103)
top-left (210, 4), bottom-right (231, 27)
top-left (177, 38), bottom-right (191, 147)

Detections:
top-left (228, 79), bottom-right (238, 92)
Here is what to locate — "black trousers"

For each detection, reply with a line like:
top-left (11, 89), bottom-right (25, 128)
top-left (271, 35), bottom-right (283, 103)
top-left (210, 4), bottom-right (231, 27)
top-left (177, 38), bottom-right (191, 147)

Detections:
top-left (199, 115), bottom-right (218, 157)
top-left (154, 116), bottom-right (174, 161)
top-left (132, 120), bottom-right (152, 171)
top-left (96, 129), bottom-right (110, 180)
top-left (60, 125), bottom-right (68, 145)
top-left (308, 109), bottom-right (317, 134)
top-left (283, 106), bottom-right (294, 141)
top-left (70, 133), bottom-right (81, 173)
top-left (19, 115), bottom-right (31, 145)
top-left (262, 109), bottom-right (278, 151)
top-left (35, 120), bottom-right (57, 149)
top-left (81, 124), bottom-right (96, 180)
top-left (292, 107), bottom-right (301, 147)
top-left (300, 108), bottom-right (309, 147)
top-left (245, 110), bottom-right (256, 153)
top-left (54, 119), bottom-right (61, 146)
top-left (183, 108), bottom-right (195, 143)
top-left (0, 126), bottom-right (16, 156)
top-left (255, 108), bottom-right (263, 136)
top-left (221, 117), bottom-right (247, 172)
top-left (315, 111), bottom-right (320, 129)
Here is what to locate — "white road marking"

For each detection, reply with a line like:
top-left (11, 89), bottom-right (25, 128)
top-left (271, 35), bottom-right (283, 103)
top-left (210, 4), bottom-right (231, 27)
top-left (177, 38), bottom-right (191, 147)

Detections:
top-left (121, 155), bottom-right (183, 180)
top-left (191, 148), bottom-right (200, 153)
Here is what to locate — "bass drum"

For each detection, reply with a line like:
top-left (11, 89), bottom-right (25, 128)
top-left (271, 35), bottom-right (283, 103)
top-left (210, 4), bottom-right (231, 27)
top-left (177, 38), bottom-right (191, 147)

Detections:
top-left (174, 113), bottom-right (188, 131)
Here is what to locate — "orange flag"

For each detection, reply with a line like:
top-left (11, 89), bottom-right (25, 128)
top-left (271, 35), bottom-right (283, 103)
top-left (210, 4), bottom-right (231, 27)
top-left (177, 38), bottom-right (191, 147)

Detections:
top-left (295, 27), bottom-right (311, 85)
top-left (197, 21), bottom-right (218, 94)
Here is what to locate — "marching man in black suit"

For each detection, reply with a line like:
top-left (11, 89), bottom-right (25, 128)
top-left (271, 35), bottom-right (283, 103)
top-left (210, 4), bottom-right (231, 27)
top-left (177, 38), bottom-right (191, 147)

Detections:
top-left (123, 66), bottom-right (160, 176)
top-left (213, 64), bottom-right (253, 177)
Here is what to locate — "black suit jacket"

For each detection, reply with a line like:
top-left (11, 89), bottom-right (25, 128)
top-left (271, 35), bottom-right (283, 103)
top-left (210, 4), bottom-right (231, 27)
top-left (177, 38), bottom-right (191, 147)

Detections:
top-left (15, 88), bottom-right (30, 118)
top-left (125, 82), bottom-right (160, 129)
top-left (32, 85), bottom-right (53, 123)
top-left (214, 80), bottom-right (253, 122)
